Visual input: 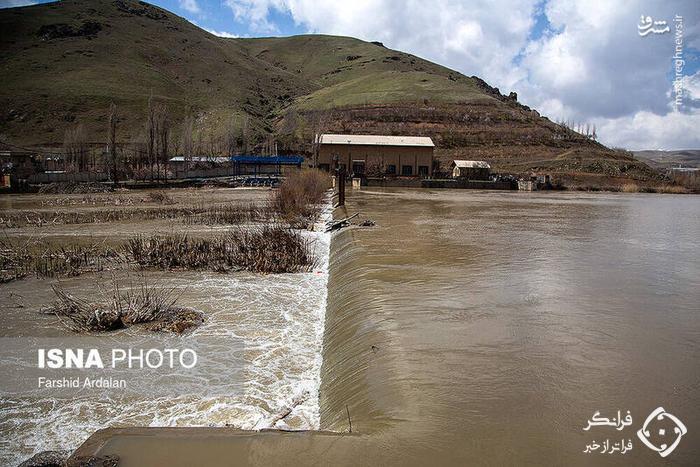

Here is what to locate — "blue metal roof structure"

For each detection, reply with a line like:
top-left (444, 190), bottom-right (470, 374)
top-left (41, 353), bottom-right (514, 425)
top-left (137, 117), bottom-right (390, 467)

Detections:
top-left (230, 155), bottom-right (304, 165)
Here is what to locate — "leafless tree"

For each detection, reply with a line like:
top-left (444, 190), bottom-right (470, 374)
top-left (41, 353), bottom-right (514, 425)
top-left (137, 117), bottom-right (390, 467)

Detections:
top-left (224, 115), bottom-right (238, 156)
top-left (107, 102), bottom-right (118, 183)
top-left (63, 124), bottom-right (89, 172)
top-left (156, 104), bottom-right (169, 180)
top-left (181, 114), bottom-right (194, 169)
top-left (145, 95), bottom-right (157, 179)
top-left (241, 116), bottom-right (251, 154)
top-left (310, 111), bottom-right (329, 168)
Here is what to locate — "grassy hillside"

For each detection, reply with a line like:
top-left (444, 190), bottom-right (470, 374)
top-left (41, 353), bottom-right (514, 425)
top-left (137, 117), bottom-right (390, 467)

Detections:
top-left (0, 0), bottom-right (660, 183)
top-left (0, 0), bottom-right (310, 145)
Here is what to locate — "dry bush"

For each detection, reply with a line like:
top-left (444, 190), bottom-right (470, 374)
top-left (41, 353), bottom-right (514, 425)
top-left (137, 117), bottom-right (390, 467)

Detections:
top-left (655, 185), bottom-right (690, 194)
top-left (125, 226), bottom-right (315, 274)
top-left (0, 207), bottom-right (194, 227)
top-left (226, 226), bottom-right (316, 273)
top-left (126, 234), bottom-right (224, 270)
top-left (1, 204), bottom-right (272, 228)
top-left (38, 182), bottom-right (113, 194)
top-left (146, 191), bottom-right (175, 204)
top-left (271, 169), bottom-right (330, 224)
top-left (46, 280), bottom-right (203, 334)
top-left (622, 183), bottom-right (639, 193)
top-left (0, 239), bottom-right (119, 283)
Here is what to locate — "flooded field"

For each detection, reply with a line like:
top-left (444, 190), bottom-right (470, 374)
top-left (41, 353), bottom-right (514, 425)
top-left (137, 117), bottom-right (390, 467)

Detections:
top-left (0, 188), bottom-right (331, 465)
top-left (2, 187), bottom-right (699, 466)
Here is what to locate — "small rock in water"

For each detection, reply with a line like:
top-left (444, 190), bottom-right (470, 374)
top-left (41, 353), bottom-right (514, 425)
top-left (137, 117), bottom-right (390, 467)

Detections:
top-left (359, 219), bottom-right (376, 227)
top-left (65, 455), bottom-right (120, 467)
top-left (18, 450), bottom-right (69, 467)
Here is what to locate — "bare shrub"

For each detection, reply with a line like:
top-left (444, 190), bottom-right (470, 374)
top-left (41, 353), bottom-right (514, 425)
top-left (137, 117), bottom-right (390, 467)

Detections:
top-left (0, 239), bottom-right (119, 283)
top-left (622, 183), bottom-right (639, 193)
top-left (271, 169), bottom-right (330, 224)
top-left (655, 185), bottom-right (690, 194)
top-left (183, 203), bottom-right (270, 225)
top-left (125, 226), bottom-right (315, 273)
top-left (0, 204), bottom-right (273, 228)
top-left (45, 280), bottom-right (203, 334)
top-left (226, 226), bottom-right (316, 273)
top-left (38, 182), bottom-right (113, 194)
top-left (146, 191), bottom-right (175, 204)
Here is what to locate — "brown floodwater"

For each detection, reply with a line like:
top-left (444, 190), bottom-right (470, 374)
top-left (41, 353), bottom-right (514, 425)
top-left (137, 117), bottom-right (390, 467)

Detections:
top-left (6, 188), bottom-right (700, 466)
top-left (318, 189), bottom-right (699, 465)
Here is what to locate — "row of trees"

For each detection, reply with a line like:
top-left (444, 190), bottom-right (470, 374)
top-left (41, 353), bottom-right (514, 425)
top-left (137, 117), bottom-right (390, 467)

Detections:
top-left (60, 100), bottom-right (266, 180)
top-left (555, 118), bottom-right (598, 140)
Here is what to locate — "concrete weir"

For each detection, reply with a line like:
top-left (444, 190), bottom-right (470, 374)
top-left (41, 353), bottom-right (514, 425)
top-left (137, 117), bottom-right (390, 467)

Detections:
top-left (68, 207), bottom-right (397, 465)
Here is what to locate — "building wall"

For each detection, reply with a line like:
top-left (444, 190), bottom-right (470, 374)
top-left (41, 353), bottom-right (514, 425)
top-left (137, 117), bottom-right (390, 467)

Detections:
top-left (318, 144), bottom-right (433, 177)
top-left (452, 167), bottom-right (490, 180)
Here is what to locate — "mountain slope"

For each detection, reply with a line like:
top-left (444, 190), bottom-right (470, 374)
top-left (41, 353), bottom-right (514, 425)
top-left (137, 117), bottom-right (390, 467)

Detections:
top-left (0, 0), bottom-right (659, 183)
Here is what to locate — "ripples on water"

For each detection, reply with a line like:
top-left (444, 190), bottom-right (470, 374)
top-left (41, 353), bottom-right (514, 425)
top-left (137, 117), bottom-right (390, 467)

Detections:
top-left (319, 190), bottom-right (700, 465)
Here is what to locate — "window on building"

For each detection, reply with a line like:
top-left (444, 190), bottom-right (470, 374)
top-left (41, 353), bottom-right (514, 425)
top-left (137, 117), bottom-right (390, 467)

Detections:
top-left (401, 165), bottom-right (413, 176)
top-left (386, 164), bottom-right (396, 175)
top-left (418, 166), bottom-right (429, 177)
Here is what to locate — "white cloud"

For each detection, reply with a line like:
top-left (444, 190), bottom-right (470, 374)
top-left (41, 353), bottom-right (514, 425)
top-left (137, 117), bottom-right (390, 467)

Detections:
top-left (596, 108), bottom-right (700, 150)
top-left (219, 0), bottom-right (700, 150)
top-left (204, 28), bottom-right (239, 38)
top-left (224, 0), bottom-right (284, 33)
top-left (179, 0), bottom-right (201, 15)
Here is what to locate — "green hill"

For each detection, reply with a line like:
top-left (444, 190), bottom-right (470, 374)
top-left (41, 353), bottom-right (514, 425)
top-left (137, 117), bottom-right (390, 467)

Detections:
top-left (0, 0), bottom-right (659, 183)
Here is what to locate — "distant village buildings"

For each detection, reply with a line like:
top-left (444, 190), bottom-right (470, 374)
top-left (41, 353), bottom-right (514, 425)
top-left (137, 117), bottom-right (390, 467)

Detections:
top-left (0, 141), bottom-right (38, 189)
top-left (451, 160), bottom-right (491, 180)
top-left (317, 134), bottom-right (434, 177)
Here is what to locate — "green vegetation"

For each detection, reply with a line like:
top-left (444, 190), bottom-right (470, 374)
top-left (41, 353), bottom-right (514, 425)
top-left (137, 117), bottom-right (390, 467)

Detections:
top-left (0, 0), bottom-right (662, 183)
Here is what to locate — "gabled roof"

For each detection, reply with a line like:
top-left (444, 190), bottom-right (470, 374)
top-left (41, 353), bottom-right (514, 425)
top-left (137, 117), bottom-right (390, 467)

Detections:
top-left (319, 134), bottom-right (434, 148)
top-left (452, 160), bottom-right (490, 169)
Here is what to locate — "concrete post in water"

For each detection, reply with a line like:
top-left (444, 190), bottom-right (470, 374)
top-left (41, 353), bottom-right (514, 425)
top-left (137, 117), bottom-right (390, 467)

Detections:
top-left (337, 167), bottom-right (346, 207)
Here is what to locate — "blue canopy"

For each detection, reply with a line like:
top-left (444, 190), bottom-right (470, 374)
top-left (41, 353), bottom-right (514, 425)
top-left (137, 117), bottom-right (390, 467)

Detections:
top-left (231, 155), bottom-right (304, 165)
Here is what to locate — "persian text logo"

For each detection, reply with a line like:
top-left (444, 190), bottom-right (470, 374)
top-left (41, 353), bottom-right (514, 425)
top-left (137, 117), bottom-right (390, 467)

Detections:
top-left (582, 409), bottom-right (634, 455)
top-left (638, 14), bottom-right (685, 111)
top-left (637, 407), bottom-right (687, 458)
top-left (638, 15), bottom-right (670, 36)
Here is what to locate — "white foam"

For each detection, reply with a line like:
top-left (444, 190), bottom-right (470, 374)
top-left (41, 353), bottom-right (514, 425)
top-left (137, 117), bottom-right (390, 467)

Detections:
top-left (0, 198), bottom-right (334, 465)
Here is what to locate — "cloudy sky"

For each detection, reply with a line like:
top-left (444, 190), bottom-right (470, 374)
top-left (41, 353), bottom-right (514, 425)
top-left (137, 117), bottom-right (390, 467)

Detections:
top-left (3, 0), bottom-right (699, 150)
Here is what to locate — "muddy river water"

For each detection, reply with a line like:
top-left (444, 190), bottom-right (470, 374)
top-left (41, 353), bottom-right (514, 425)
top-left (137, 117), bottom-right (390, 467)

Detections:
top-left (317, 189), bottom-right (699, 465)
top-left (2, 188), bottom-right (699, 465)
